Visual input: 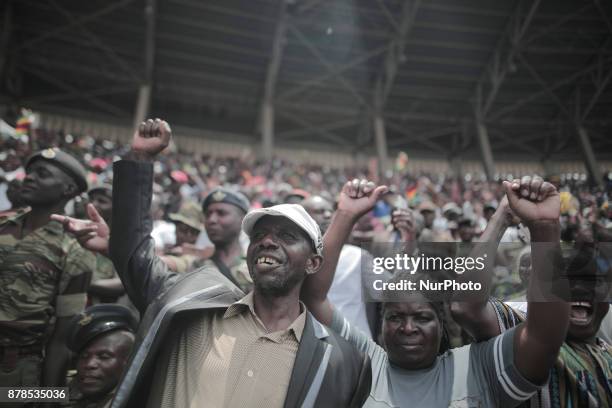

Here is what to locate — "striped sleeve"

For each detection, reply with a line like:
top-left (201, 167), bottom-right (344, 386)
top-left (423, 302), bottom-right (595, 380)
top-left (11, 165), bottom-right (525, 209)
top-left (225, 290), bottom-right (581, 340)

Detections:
top-left (471, 327), bottom-right (540, 408)
top-left (330, 307), bottom-right (384, 361)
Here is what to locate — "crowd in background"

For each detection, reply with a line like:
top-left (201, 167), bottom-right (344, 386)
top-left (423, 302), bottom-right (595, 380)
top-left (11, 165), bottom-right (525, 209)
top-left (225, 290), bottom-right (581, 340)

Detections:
top-left (1, 117), bottom-right (612, 407)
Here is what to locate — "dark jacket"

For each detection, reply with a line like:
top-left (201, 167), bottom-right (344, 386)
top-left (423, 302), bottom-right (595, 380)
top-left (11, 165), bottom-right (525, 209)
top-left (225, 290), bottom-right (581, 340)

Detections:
top-left (109, 160), bottom-right (371, 408)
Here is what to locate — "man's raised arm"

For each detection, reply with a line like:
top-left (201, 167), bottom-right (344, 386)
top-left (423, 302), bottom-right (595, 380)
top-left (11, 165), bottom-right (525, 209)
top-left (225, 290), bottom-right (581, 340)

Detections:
top-left (301, 179), bottom-right (386, 325)
top-left (109, 119), bottom-right (177, 313)
top-left (504, 176), bottom-right (569, 385)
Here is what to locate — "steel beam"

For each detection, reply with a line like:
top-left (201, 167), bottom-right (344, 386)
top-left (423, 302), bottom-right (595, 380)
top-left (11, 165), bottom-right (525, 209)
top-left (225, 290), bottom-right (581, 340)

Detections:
top-left (48, 0), bottom-right (139, 82)
top-left (276, 45), bottom-right (388, 102)
top-left (277, 118), bottom-right (356, 139)
top-left (489, 56), bottom-right (612, 121)
top-left (18, 0), bottom-right (136, 54)
top-left (374, 0), bottom-right (421, 108)
top-left (287, 23), bottom-right (369, 109)
top-left (278, 110), bottom-right (347, 146)
top-left (21, 65), bottom-right (126, 117)
top-left (473, 0), bottom-right (541, 118)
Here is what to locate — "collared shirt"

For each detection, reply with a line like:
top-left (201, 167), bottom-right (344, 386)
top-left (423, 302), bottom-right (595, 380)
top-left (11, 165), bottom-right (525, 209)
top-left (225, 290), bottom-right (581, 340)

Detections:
top-left (150, 293), bottom-right (306, 408)
top-left (0, 208), bottom-right (94, 346)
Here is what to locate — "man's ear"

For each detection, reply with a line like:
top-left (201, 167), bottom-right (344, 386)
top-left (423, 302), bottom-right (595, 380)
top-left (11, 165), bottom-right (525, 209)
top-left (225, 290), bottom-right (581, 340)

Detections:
top-left (305, 255), bottom-right (323, 275)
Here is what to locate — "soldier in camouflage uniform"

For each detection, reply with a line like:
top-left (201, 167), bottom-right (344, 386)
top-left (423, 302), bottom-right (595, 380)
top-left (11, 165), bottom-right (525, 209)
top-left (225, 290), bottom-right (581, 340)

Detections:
top-left (194, 187), bottom-right (253, 292)
top-left (161, 201), bottom-right (207, 273)
top-left (0, 148), bottom-right (95, 389)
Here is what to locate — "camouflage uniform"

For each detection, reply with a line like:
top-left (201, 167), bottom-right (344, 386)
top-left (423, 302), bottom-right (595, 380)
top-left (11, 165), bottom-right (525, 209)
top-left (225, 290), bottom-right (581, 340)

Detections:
top-left (162, 253), bottom-right (200, 274)
top-left (0, 208), bottom-right (95, 386)
top-left (195, 255), bottom-right (253, 293)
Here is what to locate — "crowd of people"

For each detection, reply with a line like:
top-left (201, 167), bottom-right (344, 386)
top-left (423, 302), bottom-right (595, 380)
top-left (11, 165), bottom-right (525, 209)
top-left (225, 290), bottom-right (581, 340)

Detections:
top-left (0, 116), bottom-right (611, 407)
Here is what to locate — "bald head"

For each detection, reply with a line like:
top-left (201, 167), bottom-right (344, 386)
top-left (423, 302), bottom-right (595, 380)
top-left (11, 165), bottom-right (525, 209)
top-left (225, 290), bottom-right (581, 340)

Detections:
top-left (302, 195), bottom-right (333, 235)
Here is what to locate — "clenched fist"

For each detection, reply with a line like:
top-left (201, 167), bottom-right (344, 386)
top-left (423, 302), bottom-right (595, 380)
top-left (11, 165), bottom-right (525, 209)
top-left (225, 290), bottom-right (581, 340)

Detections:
top-left (502, 175), bottom-right (560, 224)
top-left (131, 118), bottom-right (172, 158)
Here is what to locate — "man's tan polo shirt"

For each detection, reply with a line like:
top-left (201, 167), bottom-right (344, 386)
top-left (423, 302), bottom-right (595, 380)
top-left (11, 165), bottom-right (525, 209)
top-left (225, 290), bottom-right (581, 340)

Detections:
top-left (151, 292), bottom-right (306, 408)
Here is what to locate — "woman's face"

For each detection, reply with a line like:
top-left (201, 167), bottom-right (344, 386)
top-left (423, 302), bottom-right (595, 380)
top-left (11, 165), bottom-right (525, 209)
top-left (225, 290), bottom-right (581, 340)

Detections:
top-left (382, 301), bottom-right (442, 370)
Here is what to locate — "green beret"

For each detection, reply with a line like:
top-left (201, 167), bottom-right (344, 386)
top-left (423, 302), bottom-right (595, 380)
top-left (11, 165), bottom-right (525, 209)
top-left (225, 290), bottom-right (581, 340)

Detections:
top-left (26, 148), bottom-right (88, 194)
top-left (202, 187), bottom-right (250, 214)
top-left (67, 304), bottom-right (138, 352)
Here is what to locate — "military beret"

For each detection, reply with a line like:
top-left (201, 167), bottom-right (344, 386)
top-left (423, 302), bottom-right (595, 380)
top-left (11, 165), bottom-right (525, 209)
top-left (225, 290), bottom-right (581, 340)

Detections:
top-left (67, 304), bottom-right (138, 353)
top-left (202, 187), bottom-right (250, 214)
top-left (26, 148), bottom-right (88, 194)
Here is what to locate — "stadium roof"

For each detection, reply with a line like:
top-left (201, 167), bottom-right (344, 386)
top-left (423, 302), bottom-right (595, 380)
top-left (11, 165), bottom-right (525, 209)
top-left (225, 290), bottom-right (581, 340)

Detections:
top-left (2, 0), bottom-right (612, 166)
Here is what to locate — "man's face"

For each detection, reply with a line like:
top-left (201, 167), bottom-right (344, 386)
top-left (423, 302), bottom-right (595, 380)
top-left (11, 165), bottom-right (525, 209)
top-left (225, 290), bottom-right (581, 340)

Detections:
top-left (302, 196), bottom-right (333, 235)
top-left (21, 161), bottom-right (74, 206)
top-left (458, 225), bottom-right (474, 242)
top-left (89, 191), bottom-right (112, 224)
top-left (76, 331), bottom-right (133, 398)
top-left (382, 301), bottom-right (442, 370)
top-left (566, 261), bottom-right (611, 343)
top-left (518, 252), bottom-right (532, 285)
top-left (246, 215), bottom-right (319, 296)
top-left (421, 210), bottom-right (435, 228)
top-left (174, 221), bottom-right (199, 246)
top-left (204, 203), bottom-right (244, 246)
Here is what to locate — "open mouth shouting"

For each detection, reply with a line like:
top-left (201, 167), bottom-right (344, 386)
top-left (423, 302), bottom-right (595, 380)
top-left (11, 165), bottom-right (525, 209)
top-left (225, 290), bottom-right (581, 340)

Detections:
top-left (569, 301), bottom-right (594, 326)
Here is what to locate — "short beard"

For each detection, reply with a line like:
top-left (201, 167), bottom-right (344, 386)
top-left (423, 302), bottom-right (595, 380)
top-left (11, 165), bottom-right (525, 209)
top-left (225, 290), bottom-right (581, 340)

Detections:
top-left (252, 268), bottom-right (305, 297)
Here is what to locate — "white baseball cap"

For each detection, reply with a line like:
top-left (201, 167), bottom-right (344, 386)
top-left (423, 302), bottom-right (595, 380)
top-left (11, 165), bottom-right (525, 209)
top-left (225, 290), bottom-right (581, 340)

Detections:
top-left (242, 204), bottom-right (323, 256)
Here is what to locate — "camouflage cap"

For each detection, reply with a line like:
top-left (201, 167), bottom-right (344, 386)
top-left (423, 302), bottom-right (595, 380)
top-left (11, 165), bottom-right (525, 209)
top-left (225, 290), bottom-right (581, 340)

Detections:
top-left (26, 148), bottom-right (88, 193)
top-left (67, 304), bottom-right (137, 352)
top-left (202, 187), bottom-right (250, 214)
top-left (169, 201), bottom-right (204, 231)
top-left (88, 183), bottom-right (112, 198)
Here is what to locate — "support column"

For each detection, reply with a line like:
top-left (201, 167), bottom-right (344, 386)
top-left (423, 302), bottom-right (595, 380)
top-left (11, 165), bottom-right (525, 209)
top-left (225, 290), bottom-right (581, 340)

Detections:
top-left (261, 102), bottom-right (274, 162)
top-left (133, 0), bottom-right (156, 128)
top-left (374, 113), bottom-right (389, 179)
top-left (576, 125), bottom-right (603, 188)
top-left (133, 84), bottom-right (151, 128)
top-left (476, 121), bottom-right (495, 181)
top-left (258, 3), bottom-right (287, 161)
top-left (449, 156), bottom-right (462, 177)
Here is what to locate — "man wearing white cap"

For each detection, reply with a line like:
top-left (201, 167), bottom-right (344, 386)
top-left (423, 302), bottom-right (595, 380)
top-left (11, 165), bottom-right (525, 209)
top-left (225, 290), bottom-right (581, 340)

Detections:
top-left (57, 119), bottom-right (373, 408)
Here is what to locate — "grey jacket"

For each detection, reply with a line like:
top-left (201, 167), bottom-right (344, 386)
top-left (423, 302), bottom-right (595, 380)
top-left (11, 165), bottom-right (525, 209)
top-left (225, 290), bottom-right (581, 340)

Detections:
top-left (109, 160), bottom-right (372, 408)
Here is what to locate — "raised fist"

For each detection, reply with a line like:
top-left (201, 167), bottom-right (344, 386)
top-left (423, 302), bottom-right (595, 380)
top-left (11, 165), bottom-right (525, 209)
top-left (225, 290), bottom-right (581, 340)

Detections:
top-left (131, 118), bottom-right (172, 158)
top-left (502, 175), bottom-right (560, 224)
top-left (337, 178), bottom-right (388, 220)
top-left (391, 208), bottom-right (416, 242)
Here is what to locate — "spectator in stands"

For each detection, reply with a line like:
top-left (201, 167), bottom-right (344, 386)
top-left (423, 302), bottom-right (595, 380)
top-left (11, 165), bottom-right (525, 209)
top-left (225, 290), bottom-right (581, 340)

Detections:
top-left (57, 119), bottom-right (373, 407)
top-left (303, 176), bottom-right (570, 407)
top-left (0, 148), bottom-right (95, 389)
top-left (197, 187), bottom-right (252, 292)
top-left (452, 176), bottom-right (612, 408)
top-left (161, 200), bottom-right (211, 273)
top-left (65, 304), bottom-right (136, 408)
